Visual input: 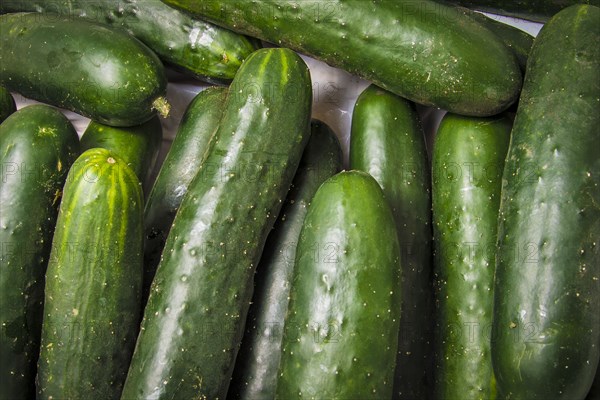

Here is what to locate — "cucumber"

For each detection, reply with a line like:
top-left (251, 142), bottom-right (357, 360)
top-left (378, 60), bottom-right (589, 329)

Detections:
top-left (463, 9), bottom-right (534, 71)
top-left (0, 0), bottom-right (258, 83)
top-left (349, 85), bottom-right (433, 400)
top-left (0, 12), bottom-right (169, 127)
top-left (142, 86), bottom-right (227, 304)
top-left (276, 170), bottom-right (402, 399)
top-left (121, 48), bottom-right (312, 400)
top-left (37, 148), bottom-right (143, 400)
top-left (0, 86), bottom-right (16, 122)
top-left (588, 369), bottom-right (600, 400)
top-left (431, 112), bottom-right (512, 400)
top-left (439, 0), bottom-right (599, 22)
top-left (0, 104), bottom-right (79, 400)
top-left (228, 120), bottom-right (343, 400)
top-left (80, 116), bottom-right (163, 193)
top-left (163, 0), bottom-right (522, 117)
top-left (492, 5), bottom-right (600, 399)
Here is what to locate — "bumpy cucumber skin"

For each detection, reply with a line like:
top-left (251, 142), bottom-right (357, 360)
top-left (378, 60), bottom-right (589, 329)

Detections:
top-left (0, 105), bottom-right (79, 400)
top-left (80, 116), bottom-right (163, 192)
top-left (276, 170), bottom-right (402, 399)
top-left (164, 0), bottom-right (522, 116)
top-left (37, 148), bottom-right (143, 400)
top-left (463, 9), bottom-right (533, 71)
top-left (492, 5), bottom-right (600, 399)
top-left (0, 12), bottom-right (168, 127)
top-left (228, 120), bottom-right (342, 400)
top-left (432, 113), bottom-right (512, 400)
top-left (0, 86), bottom-right (16, 122)
top-left (441, 0), bottom-right (599, 22)
top-left (121, 48), bottom-right (312, 400)
top-left (142, 86), bottom-right (227, 304)
top-left (349, 85), bottom-right (433, 400)
top-left (0, 0), bottom-right (258, 83)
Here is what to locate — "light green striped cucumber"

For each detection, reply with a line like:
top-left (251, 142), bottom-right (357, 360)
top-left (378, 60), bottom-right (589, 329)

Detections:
top-left (349, 84), bottom-right (433, 400)
top-left (432, 113), bottom-right (512, 400)
top-left (37, 148), bottom-right (143, 400)
top-left (80, 116), bottom-right (163, 192)
top-left (0, 104), bottom-right (79, 400)
top-left (121, 47), bottom-right (312, 400)
top-left (276, 170), bottom-right (402, 399)
top-left (142, 86), bottom-right (227, 303)
top-left (228, 120), bottom-right (343, 399)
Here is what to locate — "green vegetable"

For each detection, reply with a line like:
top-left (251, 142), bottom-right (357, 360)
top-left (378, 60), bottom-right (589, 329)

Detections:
top-left (80, 116), bottom-right (163, 193)
top-left (0, 104), bottom-right (79, 400)
top-left (37, 148), bottom-right (143, 400)
top-left (229, 120), bottom-right (342, 399)
top-left (121, 48), bottom-right (312, 400)
top-left (0, 0), bottom-right (258, 83)
top-left (142, 86), bottom-right (227, 304)
top-left (349, 84), bottom-right (433, 400)
top-left (438, 0), bottom-right (599, 22)
top-left (463, 9), bottom-right (534, 71)
top-left (0, 86), bottom-right (16, 122)
top-left (0, 12), bottom-right (169, 127)
top-left (162, 0), bottom-right (522, 116)
top-left (276, 170), bottom-right (402, 399)
top-left (492, 5), bottom-right (600, 399)
top-left (432, 112), bottom-right (512, 400)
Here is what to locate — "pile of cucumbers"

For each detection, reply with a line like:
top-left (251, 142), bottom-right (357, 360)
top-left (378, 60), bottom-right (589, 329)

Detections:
top-left (0, 1), bottom-right (598, 399)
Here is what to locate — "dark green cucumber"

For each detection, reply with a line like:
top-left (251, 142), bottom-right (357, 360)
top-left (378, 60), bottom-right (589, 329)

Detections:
top-left (431, 112), bottom-right (512, 400)
top-left (80, 116), bottom-right (163, 192)
top-left (0, 104), bottom-right (79, 400)
top-left (164, 0), bottom-right (522, 116)
top-left (0, 12), bottom-right (169, 127)
top-left (276, 170), bottom-right (402, 399)
top-left (588, 369), bottom-right (600, 400)
top-left (439, 0), bottom-right (599, 22)
top-left (0, 86), bottom-right (16, 122)
top-left (463, 9), bottom-right (534, 71)
top-left (228, 120), bottom-right (342, 400)
top-left (492, 5), bottom-right (600, 399)
top-left (37, 148), bottom-right (143, 400)
top-left (142, 86), bottom-right (228, 304)
top-left (349, 84), bottom-right (433, 400)
top-left (0, 0), bottom-right (258, 83)
top-left (121, 48), bottom-right (312, 400)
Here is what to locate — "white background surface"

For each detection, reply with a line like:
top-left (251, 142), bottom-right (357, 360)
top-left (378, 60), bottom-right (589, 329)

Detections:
top-left (11, 12), bottom-right (543, 174)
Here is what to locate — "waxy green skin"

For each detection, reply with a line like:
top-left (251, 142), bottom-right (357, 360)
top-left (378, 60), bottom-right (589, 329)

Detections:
top-left (0, 12), bottom-right (168, 127)
top-left (464, 10), bottom-right (533, 71)
top-left (440, 0), bottom-right (599, 21)
top-left (121, 48), bottom-right (312, 400)
top-left (80, 115), bottom-right (163, 192)
top-left (164, 0), bottom-right (522, 117)
top-left (0, 86), bottom-right (16, 123)
top-left (349, 85), bottom-right (433, 400)
top-left (276, 171), bottom-right (402, 399)
top-left (0, 105), bottom-right (79, 400)
top-left (588, 370), bottom-right (600, 400)
top-left (37, 148), bottom-right (143, 400)
top-left (228, 120), bottom-right (342, 400)
top-left (0, 0), bottom-right (258, 83)
top-left (432, 113), bottom-right (512, 400)
top-left (492, 5), bottom-right (600, 399)
top-left (142, 86), bottom-right (227, 304)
